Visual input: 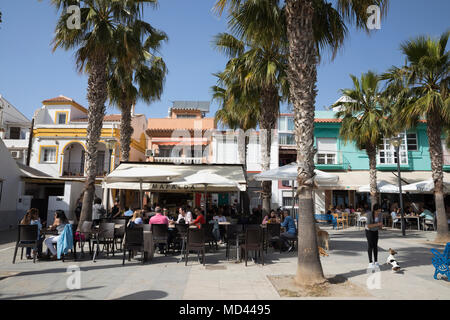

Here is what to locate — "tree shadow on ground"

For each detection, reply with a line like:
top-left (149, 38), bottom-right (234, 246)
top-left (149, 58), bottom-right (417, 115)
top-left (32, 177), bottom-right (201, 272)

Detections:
top-left (114, 290), bottom-right (168, 300)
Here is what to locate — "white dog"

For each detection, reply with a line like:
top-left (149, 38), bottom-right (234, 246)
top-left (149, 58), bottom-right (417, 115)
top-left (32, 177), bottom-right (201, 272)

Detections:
top-left (386, 248), bottom-right (401, 272)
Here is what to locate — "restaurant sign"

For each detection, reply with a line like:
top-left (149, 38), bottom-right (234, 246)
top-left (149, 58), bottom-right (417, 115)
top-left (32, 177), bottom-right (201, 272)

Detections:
top-left (148, 183), bottom-right (198, 191)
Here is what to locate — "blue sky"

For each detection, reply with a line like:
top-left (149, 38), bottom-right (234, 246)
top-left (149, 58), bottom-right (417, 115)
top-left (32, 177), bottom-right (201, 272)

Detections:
top-left (0, 0), bottom-right (449, 121)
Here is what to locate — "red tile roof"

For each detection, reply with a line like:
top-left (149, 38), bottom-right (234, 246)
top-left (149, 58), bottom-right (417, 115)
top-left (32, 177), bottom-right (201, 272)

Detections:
top-left (71, 114), bottom-right (122, 122)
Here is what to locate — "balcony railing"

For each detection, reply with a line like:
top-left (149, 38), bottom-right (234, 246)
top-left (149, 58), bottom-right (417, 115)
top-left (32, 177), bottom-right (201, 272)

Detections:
top-left (153, 157), bottom-right (203, 164)
top-left (61, 162), bottom-right (107, 177)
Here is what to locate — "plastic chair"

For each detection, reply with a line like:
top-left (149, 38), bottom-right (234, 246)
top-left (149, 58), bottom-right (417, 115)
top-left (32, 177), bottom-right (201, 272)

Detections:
top-left (332, 213), bottom-right (345, 230)
top-left (341, 213), bottom-right (349, 228)
top-left (185, 228), bottom-right (205, 266)
top-left (12, 225), bottom-right (39, 264)
top-left (430, 242), bottom-right (449, 280)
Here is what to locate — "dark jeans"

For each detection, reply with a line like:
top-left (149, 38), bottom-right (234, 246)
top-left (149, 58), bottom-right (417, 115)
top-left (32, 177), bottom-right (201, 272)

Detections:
top-left (280, 232), bottom-right (297, 249)
top-left (25, 238), bottom-right (43, 257)
top-left (365, 230), bottom-right (379, 263)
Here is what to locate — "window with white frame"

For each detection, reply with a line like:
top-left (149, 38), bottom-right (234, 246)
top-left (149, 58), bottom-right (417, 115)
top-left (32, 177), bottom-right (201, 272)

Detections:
top-left (278, 116), bottom-right (294, 132)
top-left (40, 147), bottom-right (57, 163)
top-left (316, 138), bottom-right (337, 165)
top-left (378, 133), bottom-right (408, 165)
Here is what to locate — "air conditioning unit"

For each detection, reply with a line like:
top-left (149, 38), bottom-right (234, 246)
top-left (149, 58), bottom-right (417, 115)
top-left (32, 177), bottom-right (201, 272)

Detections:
top-left (11, 150), bottom-right (21, 159)
top-left (145, 149), bottom-right (153, 157)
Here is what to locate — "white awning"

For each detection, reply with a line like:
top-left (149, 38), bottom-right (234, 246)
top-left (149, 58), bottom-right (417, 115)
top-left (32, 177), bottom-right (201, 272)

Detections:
top-left (328, 171), bottom-right (450, 192)
top-left (102, 163), bottom-right (247, 192)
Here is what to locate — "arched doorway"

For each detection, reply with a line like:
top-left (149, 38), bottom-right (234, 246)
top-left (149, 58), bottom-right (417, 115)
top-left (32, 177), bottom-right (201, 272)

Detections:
top-left (62, 142), bottom-right (86, 177)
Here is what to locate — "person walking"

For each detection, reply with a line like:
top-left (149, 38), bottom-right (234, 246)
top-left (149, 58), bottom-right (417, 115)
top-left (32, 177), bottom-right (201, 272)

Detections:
top-left (365, 203), bottom-right (383, 268)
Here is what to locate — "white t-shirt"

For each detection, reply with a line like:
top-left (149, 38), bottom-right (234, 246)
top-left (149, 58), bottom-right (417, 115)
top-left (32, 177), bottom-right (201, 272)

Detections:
top-left (213, 215), bottom-right (227, 223)
top-left (176, 214), bottom-right (186, 223)
top-left (185, 212), bottom-right (193, 223)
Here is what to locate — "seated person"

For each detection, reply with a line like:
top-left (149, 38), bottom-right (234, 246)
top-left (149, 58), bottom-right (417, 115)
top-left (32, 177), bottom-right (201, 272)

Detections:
top-left (267, 210), bottom-right (280, 224)
top-left (128, 210), bottom-right (143, 228)
top-left (124, 207), bottom-right (134, 217)
top-left (111, 201), bottom-right (121, 219)
top-left (44, 210), bottom-right (69, 260)
top-left (149, 207), bottom-right (168, 226)
top-left (391, 208), bottom-right (400, 224)
top-left (280, 210), bottom-right (297, 252)
top-left (419, 206), bottom-right (435, 221)
top-left (190, 207), bottom-right (206, 229)
top-left (149, 207), bottom-right (169, 253)
top-left (177, 207), bottom-right (187, 224)
top-left (20, 209), bottom-right (43, 259)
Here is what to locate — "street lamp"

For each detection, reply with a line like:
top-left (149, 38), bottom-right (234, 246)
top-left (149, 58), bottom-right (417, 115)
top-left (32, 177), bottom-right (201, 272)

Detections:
top-left (391, 136), bottom-right (406, 236)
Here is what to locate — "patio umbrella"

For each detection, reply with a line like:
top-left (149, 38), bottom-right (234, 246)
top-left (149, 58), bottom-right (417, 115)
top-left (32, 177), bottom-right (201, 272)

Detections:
top-left (253, 162), bottom-right (339, 185)
top-left (170, 170), bottom-right (240, 212)
top-left (358, 180), bottom-right (401, 193)
top-left (402, 180), bottom-right (450, 193)
top-left (103, 165), bottom-right (181, 209)
top-left (253, 163), bottom-right (339, 216)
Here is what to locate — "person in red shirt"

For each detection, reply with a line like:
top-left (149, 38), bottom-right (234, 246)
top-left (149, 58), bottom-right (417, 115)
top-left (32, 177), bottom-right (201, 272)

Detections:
top-left (190, 207), bottom-right (206, 229)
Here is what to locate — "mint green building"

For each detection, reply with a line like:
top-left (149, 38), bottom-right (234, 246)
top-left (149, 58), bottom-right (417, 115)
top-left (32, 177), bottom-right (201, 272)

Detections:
top-left (275, 111), bottom-right (450, 213)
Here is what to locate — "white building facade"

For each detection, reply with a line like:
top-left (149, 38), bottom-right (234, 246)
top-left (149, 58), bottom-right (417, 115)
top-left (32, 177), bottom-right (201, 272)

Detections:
top-left (0, 94), bottom-right (31, 165)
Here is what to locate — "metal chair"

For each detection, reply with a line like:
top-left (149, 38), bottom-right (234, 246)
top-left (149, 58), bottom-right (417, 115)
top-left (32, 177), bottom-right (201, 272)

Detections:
top-left (123, 227), bottom-right (145, 265)
top-left (176, 223), bottom-right (189, 263)
top-left (151, 224), bottom-right (169, 255)
top-left (203, 223), bottom-right (218, 251)
top-left (93, 222), bottom-right (115, 260)
top-left (265, 223), bottom-right (282, 253)
top-left (185, 228), bottom-right (205, 266)
top-left (13, 225), bottom-right (39, 264)
top-left (225, 224), bottom-right (244, 260)
top-left (78, 221), bottom-right (93, 255)
top-left (113, 219), bottom-right (126, 251)
top-left (240, 227), bottom-right (264, 266)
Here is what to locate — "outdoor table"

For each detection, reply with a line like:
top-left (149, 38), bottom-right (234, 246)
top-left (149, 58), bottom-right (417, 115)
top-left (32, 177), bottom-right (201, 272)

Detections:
top-left (219, 222), bottom-right (245, 262)
top-left (143, 231), bottom-right (154, 261)
top-left (403, 215), bottom-right (422, 231)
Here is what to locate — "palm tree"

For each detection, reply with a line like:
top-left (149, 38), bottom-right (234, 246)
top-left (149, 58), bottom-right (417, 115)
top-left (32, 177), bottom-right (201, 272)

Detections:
top-left (107, 22), bottom-right (168, 162)
top-left (51, 0), bottom-right (155, 227)
top-left (334, 71), bottom-right (393, 209)
top-left (214, 0), bottom-right (389, 286)
top-left (213, 0), bottom-right (289, 217)
top-left (213, 72), bottom-right (260, 214)
top-left (383, 31), bottom-right (450, 243)
top-left (212, 72), bottom-right (259, 169)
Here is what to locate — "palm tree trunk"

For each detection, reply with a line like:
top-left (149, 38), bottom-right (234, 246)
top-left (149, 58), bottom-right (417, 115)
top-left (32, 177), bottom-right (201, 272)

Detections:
top-left (366, 145), bottom-right (378, 210)
top-left (119, 100), bottom-right (134, 212)
top-left (79, 55), bottom-right (108, 230)
top-left (259, 86), bottom-right (278, 219)
top-left (286, 0), bottom-right (325, 286)
top-left (427, 111), bottom-right (449, 243)
top-left (120, 101), bottom-right (134, 162)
